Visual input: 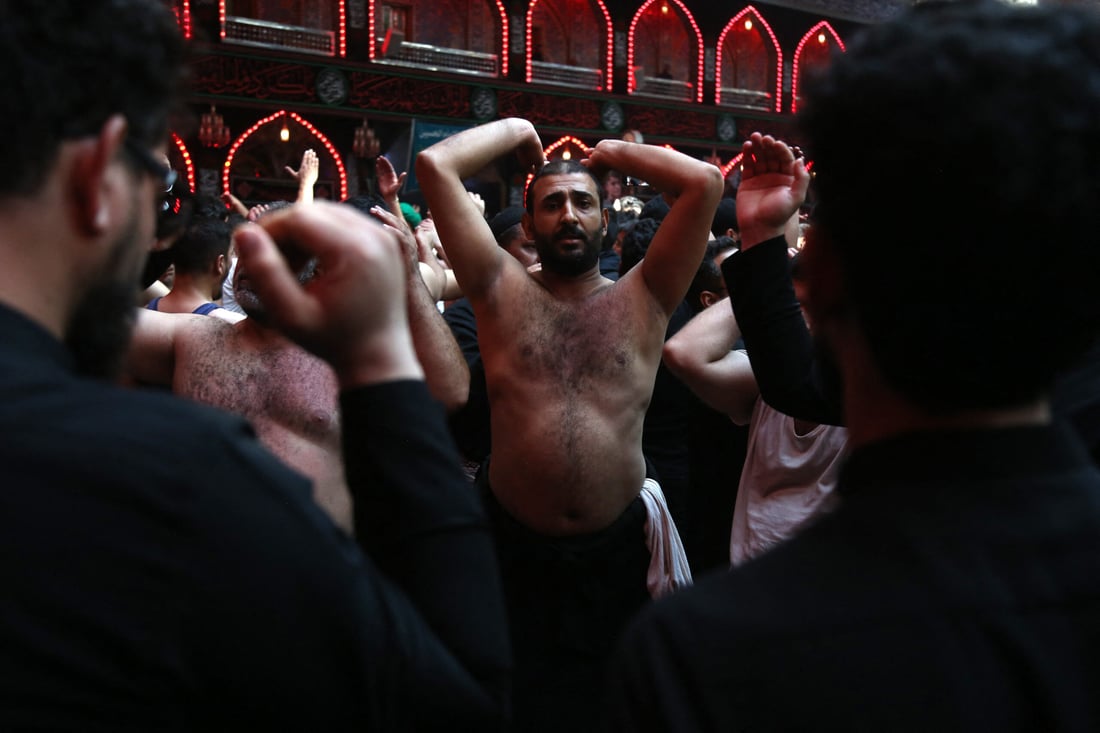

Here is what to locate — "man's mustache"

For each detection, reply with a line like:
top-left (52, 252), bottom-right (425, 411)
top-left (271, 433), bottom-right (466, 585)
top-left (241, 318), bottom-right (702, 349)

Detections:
top-left (554, 226), bottom-right (587, 241)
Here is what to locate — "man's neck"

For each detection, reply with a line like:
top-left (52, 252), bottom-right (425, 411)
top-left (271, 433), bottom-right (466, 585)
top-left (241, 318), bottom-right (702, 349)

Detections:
top-left (160, 276), bottom-right (217, 313)
top-left (836, 325), bottom-right (1050, 451)
top-left (530, 265), bottom-right (610, 301)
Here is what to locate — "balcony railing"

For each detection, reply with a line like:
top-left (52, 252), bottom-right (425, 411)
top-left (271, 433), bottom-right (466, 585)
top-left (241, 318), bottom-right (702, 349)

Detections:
top-left (223, 16), bottom-right (335, 56)
top-left (635, 76), bottom-right (694, 102)
top-left (530, 60), bottom-right (603, 91)
top-left (375, 39), bottom-right (498, 77)
top-left (719, 86), bottom-right (773, 112)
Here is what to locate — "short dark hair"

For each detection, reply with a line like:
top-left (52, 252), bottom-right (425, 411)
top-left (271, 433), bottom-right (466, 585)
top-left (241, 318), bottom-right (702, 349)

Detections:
top-left (0, 0), bottom-right (187, 197)
top-left (800, 0), bottom-right (1100, 411)
top-left (171, 218), bottom-right (232, 276)
top-left (686, 236), bottom-right (735, 314)
top-left (618, 216), bottom-right (661, 276)
top-left (525, 159), bottom-right (602, 214)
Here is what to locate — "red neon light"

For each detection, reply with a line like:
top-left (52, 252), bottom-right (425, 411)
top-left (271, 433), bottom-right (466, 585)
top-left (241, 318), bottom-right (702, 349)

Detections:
top-left (368, 0), bottom-right (508, 74)
top-left (525, 0), bottom-right (614, 91)
top-left (627, 0), bottom-right (705, 103)
top-left (338, 0), bottom-right (347, 57)
top-left (496, 0), bottom-right (509, 76)
top-left (791, 21), bottom-right (845, 114)
top-left (223, 110), bottom-right (348, 202)
top-left (173, 0), bottom-right (193, 40)
top-left (715, 6), bottom-right (783, 112)
top-left (721, 152), bottom-right (744, 178)
top-left (523, 135), bottom-right (589, 199)
top-left (218, 0), bottom-right (226, 40)
top-left (170, 132), bottom-right (196, 193)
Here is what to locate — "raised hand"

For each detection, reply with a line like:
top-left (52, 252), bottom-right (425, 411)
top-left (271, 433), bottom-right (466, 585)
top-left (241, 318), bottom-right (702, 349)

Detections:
top-left (375, 155), bottom-right (408, 203)
top-left (287, 149), bottom-right (319, 204)
top-left (735, 133), bottom-right (811, 249)
top-left (233, 201), bottom-right (422, 388)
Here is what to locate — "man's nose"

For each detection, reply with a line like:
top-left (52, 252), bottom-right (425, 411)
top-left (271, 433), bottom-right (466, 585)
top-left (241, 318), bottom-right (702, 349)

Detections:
top-left (562, 201), bottom-right (579, 223)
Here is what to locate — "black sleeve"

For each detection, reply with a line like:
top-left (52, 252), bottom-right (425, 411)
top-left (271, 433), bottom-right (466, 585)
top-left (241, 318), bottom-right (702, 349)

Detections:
top-left (188, 381), bottom-right (509, 730)
top-left (343, 380), bottom-right (511, 720)
top-left (724, 237), bottom-right (845, 426)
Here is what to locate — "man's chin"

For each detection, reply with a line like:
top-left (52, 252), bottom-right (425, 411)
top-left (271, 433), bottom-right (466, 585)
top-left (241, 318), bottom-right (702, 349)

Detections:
top-left (65, 280), bottom-right (139, 381)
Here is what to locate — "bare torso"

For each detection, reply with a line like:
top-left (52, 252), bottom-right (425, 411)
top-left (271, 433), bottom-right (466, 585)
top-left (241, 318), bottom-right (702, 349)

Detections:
top-left (172, 319), bottom-right (351, 531)
top-left (477, 268), bottom-right (668, 535)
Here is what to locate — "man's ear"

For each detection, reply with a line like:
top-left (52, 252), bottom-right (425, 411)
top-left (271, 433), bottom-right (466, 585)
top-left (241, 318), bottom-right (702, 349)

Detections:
top-left (215, 253), bottom-right (227, 279)
top-left (601, 206), bottom-right (609, 236)
top-left (70, 114), bottom-right (129, 236)
top-left (699, 289), bottom-right (723, 310)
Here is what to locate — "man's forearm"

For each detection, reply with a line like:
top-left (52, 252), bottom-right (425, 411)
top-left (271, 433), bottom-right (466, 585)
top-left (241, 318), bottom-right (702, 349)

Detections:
top-left (594, 140), bottom-right (722, 201)
top-left (416, 118), bottom-right (540, 183)
top-left (407, 277), bottom-right (470, 413)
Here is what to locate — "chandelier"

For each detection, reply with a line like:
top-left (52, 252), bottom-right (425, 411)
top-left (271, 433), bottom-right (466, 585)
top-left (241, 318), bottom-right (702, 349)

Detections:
top-left (352, 117), bottom-right (380, 158)
top-left (199, 105), bottom-right (231, 148)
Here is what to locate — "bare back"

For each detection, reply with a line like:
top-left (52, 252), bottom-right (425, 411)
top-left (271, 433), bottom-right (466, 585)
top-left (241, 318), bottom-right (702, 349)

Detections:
top-left (172, 319), bottom-right (351, 531)
top-left (478, 265), bottom-right (669, 535)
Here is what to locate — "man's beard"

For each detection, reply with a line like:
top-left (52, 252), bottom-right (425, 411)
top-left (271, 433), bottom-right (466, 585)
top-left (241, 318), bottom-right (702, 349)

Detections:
top-left (236, 256), bottom-right (319, 325)
top-left (534, 224), bottom-right (602, 277)
top-left (65, 211), bottom-right (144, 380)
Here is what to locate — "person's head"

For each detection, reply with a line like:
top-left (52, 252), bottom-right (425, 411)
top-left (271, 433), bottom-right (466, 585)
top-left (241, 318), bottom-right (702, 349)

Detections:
top-left (524, 159), bottom-right (608, 277)
top-left (342, 193), bottom-right (390, 219)
top-left (800, 0), bottom-right (1100, 413)
top-left (233, 243), bottom-right (318, 326)
top-left (399, 202), bottom-right (422, 229)
top-left (639, 194), bottom-right (670, 224)
top-left (1, 0), bottom-right (186, 378)
top-left (170, 217), bottom-right (233, 298)
top-left (490, 206), bottom-right (538, 269)
top-left (618, 216), bottom-right (661, 276)
top-left (711, 197), bottom-right (739, 240)
top-left (603, 170), bottom-right (624, 204)
top-left (687, 236), bottom-right (738, 313)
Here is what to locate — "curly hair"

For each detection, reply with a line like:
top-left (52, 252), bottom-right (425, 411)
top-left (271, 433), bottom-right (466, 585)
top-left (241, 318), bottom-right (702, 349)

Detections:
top-left (799, 0), bottom-right (1100, 410)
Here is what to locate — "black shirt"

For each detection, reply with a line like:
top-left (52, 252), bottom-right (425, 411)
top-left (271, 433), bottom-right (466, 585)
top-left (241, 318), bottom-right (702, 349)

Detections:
top-left (606, 423), bottom-right (1100, 731)
top-left (0, 304), bottom-right (509, 730)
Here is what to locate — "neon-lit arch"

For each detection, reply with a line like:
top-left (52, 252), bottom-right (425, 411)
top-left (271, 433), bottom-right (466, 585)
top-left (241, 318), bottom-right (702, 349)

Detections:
top-left (523, 135), bottom-right (591, 199)
top-left (218, 0), bottom-right (346, 56)
top-left (170, 132), bottom-right (196, 193)
top-left (368, 0), bottom-right (509, 75)
top-left (627, 0), bottom-right (705, 104)
top-left (715, 7), bottom-right (782, 112)
top-left (525, 0), bottom-right (613, 90)
top-left (222, 110), bottom-right (348, 201)
top-left (791, 21), bottom-right (845, 114)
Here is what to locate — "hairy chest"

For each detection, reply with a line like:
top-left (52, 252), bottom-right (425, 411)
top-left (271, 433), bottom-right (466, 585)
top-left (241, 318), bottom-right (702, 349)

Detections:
top-left (174, 331), bottom-right (339, 439)
top-left (495, 287), bottom-right (662, 394)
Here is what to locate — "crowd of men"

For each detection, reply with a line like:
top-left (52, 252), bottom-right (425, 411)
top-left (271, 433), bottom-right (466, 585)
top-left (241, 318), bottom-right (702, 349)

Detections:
top-left (1, 0), bottom-right (1098, 730)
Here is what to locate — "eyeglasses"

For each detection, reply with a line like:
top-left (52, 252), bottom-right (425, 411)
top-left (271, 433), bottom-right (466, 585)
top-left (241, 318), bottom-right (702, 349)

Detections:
top-left (122, 138), bottom-right (191, 240)
top-left (122, 138), bottom-right (177, 193)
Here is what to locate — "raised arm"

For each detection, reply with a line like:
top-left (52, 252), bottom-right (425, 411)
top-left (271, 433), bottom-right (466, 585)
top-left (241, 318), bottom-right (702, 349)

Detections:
top-left (724, 132), bottom-right (844, 425)
top-left (371, 204), bottom-right (470, 413)
top-left (585, 140), bottom-right (724, 315)
top-left (286, 149), bottom-right (319, 205)
top-left (662, 296), bottom-right (760, 425)
top-left (415, 118), bottom-right (546, 299)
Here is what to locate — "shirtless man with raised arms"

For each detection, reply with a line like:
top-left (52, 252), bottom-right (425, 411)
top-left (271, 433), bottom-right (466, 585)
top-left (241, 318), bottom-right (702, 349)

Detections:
top-left (416, 117), bottom-right (723, 732)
